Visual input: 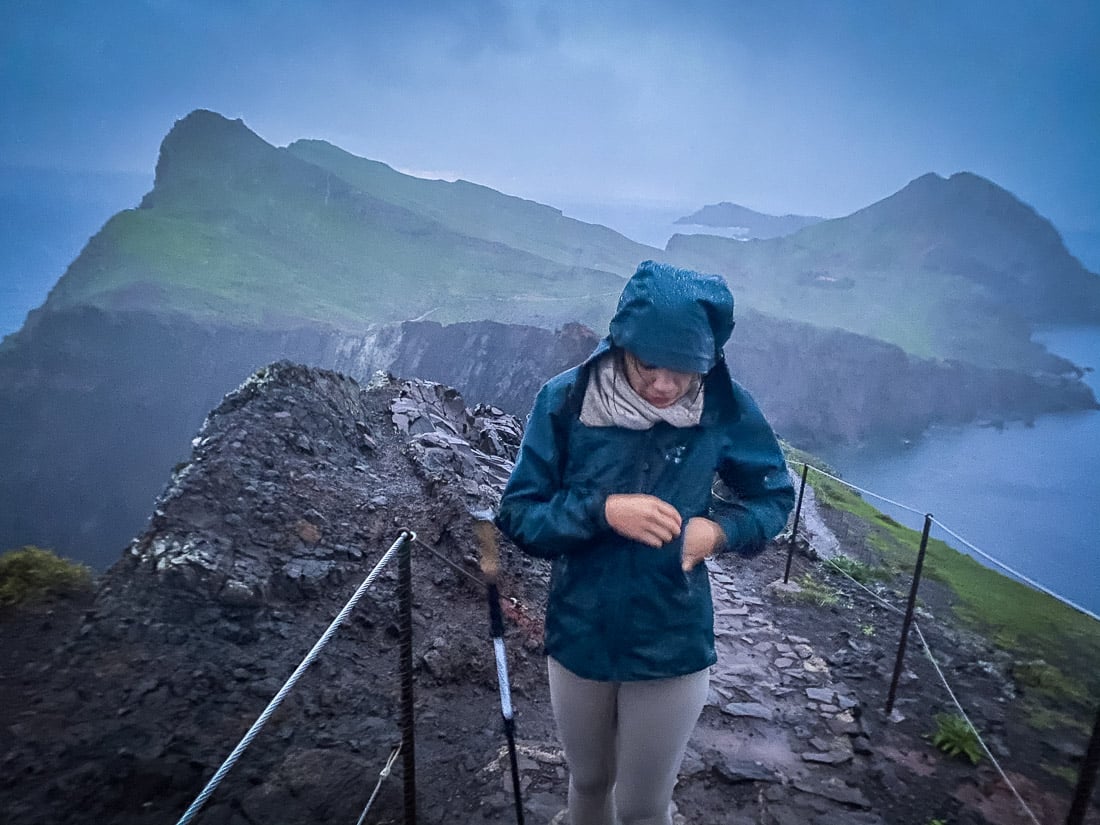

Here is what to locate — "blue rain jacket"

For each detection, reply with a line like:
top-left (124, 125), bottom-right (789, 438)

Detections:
top-left (496, 262), bottom-right (794, 681)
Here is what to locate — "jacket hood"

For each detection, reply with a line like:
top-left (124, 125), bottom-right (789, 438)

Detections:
top-left (607, 260), bottom-right (734, 374)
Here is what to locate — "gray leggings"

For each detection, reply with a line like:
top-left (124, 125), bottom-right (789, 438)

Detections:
top-left (547, 657), bottom-right (709, 825)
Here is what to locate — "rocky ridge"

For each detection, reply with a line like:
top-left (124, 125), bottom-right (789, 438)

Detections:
top-left (0, 363), bottom-right (1094, 824)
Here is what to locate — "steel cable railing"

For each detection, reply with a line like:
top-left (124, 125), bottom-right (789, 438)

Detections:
top-left (174, 530), bottom-right (414, 825)
top-left (796, 462), bottom-right (1096, 622)
top-left (787, 463), bottom-right (1094, 825)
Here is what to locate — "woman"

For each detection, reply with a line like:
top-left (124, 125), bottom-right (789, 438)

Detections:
top-left (496, 260), bottom-right (794, 825)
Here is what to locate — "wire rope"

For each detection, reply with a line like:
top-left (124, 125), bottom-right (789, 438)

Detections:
top-left (801, 463), bottom-right (926, 517)
top-left (796, 462), bottom-right (1098, 621)
top-left (174, 530), bottom-right (415, 825)
top-left (354, 745), bottom-right (402, 825)
top-left (412, 534), bottom-right (487, 589)
top-left (931, 517), bottom-right (1099, 623)
top-left (805, 538), bottom-right (1042, 823)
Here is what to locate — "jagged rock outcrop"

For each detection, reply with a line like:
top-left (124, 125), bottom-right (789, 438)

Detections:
top-left (2, 362), bottom-right (549, 825)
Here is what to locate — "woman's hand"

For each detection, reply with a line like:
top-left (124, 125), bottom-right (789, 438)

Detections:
top-left (605, 494), bottom-right (682, 547)
top-left (681, 517), bottom-right (726, 571)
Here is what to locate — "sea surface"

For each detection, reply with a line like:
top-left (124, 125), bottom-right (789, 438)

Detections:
top-left (819, 326), bottom-right (1100, 619)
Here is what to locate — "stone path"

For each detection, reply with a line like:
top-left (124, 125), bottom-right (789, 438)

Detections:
top-left (473, 557), bottom-right (887, 825)
top-left (678, 563), bottom-right (884, 824)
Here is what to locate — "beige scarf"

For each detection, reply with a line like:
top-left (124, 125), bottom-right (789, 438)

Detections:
top-left (579, 351), bottom-right (704, 430)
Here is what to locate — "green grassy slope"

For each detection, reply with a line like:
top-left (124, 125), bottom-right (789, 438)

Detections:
top-left (788, 451), bottom-right (1100, 723)
top-left (286, 139), bottom-right (657, 276)
top-left (666, 173), bottom-right (1100, 371)
top-left (41, 111), bottom-right (627, 332)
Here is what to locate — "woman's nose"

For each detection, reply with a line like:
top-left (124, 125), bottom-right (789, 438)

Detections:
top-left (653, 370), bottom-right (679, 392)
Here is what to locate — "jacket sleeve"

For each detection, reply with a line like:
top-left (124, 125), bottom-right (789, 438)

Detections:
top-left (713, 388), bottom-right (795, 558)
top-left (495, 380), bottom-right (609, 559)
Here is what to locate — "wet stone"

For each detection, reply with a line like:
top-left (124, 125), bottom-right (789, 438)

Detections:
top-left (838, 694), bottom-right (859, 710)
top-left (712, 754), bottom-right (782, 784)
top-left (721, 702), bottom-right (774, 720)
top-left (792, 777), bottom-right (871, 808)
top-left (801, 750), bottom-right (853, 766)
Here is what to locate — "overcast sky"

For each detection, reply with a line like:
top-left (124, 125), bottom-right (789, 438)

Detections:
top-left (2, 0), bottom-right (1098, 330)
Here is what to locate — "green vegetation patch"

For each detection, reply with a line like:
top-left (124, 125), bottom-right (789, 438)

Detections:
top-left (1026, 703), bottom-right (1091, 736)
top-left (931, 712), bottom-right (984, 764)
top-left (0, 546), bottom-right (93, 609)
top-left (791, 459), bottom-right (1100, 711)
top-left (45, 143), bottom-right (628, 333)
top-left (781, 573), bottom-right (842, 608)
top-left (825, 554), bottom-right (886, 585)
top-left (1042, 761), bottom-right (1081, 787)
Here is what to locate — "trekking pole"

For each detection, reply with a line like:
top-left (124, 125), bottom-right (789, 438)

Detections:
top-left (473, 510), bottom-right (526, 825)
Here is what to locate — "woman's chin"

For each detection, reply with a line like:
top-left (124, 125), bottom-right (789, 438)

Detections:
top-left (647, 397), bottom-right (677, 408)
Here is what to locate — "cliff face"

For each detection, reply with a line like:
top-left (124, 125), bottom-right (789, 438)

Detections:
top-left (727, 309), bottom-right (1097, 448)
top-left (0, 310), bottom-right (596, 568)
top-left (2, 307), bottom-right (1093, 570)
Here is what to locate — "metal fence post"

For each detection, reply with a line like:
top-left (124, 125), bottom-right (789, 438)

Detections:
top-left (1066, 703), bottom-right (1100, 824)
top-left (784, 463), bottom-right (810, 584)
top-left (398, 534), bottom-right (417, 823)
top-left (885, 513), bottom-right (933, 716)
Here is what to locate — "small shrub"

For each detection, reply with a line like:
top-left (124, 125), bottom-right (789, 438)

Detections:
top-left (931, 713), bottom-right (983, 765)
top-left (793, 573), bottom-right (841, 607)
top-left (826, 554), bottom-right (882, 585)
top-left (0, 546), bottom-right (93, 608)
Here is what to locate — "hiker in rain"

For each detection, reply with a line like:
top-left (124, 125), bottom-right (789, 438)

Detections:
top-left (496, 260), bottom-right (795, 825)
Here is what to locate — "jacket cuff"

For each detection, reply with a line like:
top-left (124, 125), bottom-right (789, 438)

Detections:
top-left (586, 491), bottom-right (610, 534)
top-left (715, 517), bottom-right (742, 555)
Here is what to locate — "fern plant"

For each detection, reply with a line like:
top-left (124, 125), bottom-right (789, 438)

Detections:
top-left (931, 713), bottom-right (983, 764)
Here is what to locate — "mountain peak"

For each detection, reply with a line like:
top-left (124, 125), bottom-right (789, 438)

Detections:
top-left (857, 171), bottom-right (1063, 248)
top-left (148, 110), bottom-right (275, 193)
top-left (892, 170), bottom-right (1026, 210)
top-left (821, 170), bottom-right (1099, 320)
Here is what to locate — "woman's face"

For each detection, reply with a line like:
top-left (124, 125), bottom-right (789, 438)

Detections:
top-left (622, 350), bottom-right (699, 408)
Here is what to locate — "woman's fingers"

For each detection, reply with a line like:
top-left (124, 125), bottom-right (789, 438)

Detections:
top-left (605, 494), bottom-right (682, 545)
top-left (681, 517), bottom-right (726, 570)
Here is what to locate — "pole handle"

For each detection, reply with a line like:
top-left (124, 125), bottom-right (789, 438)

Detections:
top-left (474, 518), bottom-right (500, 582)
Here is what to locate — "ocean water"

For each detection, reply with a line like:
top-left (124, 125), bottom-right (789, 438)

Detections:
top-left (820, 326), bottom-right (1100, 618)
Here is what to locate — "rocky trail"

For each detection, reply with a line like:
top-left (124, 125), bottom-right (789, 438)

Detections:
top-left (0, 362), bottom-right (1095, 825)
